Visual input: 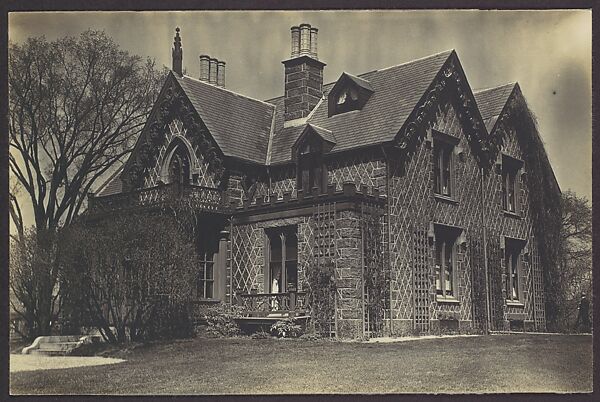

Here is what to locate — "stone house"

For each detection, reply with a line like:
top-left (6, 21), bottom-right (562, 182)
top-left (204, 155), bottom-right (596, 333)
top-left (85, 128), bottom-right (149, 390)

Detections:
top-left (88, 24), bottom-right (561, 338)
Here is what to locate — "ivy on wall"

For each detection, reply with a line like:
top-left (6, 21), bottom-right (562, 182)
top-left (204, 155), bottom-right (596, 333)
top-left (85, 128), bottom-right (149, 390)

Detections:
top-left (497, 92), bottom-right (562, 330)
top-left (305, 257), bottom-right (337, 336)
top-left (362, 204), bottom-right (387, 336)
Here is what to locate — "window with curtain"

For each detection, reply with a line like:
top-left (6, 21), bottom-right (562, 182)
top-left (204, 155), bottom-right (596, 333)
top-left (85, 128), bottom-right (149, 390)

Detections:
top-left (266, 227), bottom-right (298, 293)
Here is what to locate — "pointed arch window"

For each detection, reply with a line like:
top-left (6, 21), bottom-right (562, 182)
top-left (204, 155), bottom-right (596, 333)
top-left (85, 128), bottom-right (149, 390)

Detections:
top-left (168, 145), bottom-right (191, 185)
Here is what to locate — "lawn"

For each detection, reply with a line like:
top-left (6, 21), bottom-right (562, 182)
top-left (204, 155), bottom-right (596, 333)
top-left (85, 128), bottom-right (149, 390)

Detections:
top-left (10, 333), bottom-right (592, 394)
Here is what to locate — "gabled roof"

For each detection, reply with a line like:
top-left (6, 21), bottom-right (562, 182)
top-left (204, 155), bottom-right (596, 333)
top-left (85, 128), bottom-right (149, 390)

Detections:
top-left (268, 50), bottom-right (454, 164)
top-left (98, 49), bottom-right (528, 198)
top-left (291, 123), bottom-right (337, 157)
top-left (301, 124), bottom-right (336, 145)
top-left (473, 83), bottom-right (517, 133)
top-left (174, 74), bottom-right (275, 164)
top-left (335, 72), bottom-right (375, 93)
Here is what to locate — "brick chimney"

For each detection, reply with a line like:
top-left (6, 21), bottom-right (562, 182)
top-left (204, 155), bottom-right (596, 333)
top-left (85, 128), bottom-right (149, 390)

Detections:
top-left (172, 27), bottom-right (183, 76)
top-left (283, 23), bottom-right (326, 122)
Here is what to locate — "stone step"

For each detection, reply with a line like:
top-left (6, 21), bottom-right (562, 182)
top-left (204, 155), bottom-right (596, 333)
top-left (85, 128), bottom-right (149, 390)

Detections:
top-left (36, 335), bottom-right (82, 343)
top-left (38, 341), bottom-right (81, 351)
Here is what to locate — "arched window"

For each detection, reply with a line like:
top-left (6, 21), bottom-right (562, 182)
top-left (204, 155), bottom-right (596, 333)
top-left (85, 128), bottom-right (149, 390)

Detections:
top-left (168, 145), bottom-right (191, 185)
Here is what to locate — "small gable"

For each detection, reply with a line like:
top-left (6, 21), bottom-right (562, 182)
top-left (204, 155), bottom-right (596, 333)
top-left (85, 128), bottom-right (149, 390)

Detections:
top-left (291, 124), bottom-right (336, 160)
top-left (328, 72), bottom-right (374, 117)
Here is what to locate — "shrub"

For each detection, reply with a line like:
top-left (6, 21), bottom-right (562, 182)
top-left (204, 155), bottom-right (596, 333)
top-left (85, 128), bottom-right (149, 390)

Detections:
top-left (204, 306), bottom-right (241, 337)
top-left (270, 318), bottom-right (303, 338)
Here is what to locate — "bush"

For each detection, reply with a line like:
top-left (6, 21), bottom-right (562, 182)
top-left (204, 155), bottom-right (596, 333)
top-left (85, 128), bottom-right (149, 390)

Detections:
top-left (270, 318), bottom-right (303, 338)
top-left (204, 306), bottom-right (241, 337)
top-left (144, 301), bottom-right (194, 341)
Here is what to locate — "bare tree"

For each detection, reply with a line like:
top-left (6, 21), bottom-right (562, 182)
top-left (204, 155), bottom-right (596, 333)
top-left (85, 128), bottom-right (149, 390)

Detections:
top-left (558, 190), bottom-right (592, 330)
top-left (9, 30), bottom-right (163, 233)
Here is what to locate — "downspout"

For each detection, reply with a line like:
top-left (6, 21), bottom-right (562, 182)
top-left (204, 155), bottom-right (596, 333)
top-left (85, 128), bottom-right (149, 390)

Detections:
top-left (381, 145), bottom-right (394, 336)
top-left (481, 167), bottom-right (491, 334)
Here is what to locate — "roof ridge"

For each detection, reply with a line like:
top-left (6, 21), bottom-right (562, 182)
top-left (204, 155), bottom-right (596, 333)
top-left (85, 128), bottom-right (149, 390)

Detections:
top-left (358, 49), bottom-right (455, 77)
top-left (473, 82), bottom-right (517, 94)
top-left (181, 75), bottom-right (276, 108)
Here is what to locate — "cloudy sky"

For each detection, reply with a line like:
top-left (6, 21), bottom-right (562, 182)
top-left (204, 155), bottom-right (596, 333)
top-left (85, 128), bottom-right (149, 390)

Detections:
top-left (9, 10), bottom-right (591, 228)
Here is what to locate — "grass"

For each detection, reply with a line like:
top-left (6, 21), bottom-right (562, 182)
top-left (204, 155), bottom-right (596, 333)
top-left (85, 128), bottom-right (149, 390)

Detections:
top-left (10, 333), bottom-right (592, 395)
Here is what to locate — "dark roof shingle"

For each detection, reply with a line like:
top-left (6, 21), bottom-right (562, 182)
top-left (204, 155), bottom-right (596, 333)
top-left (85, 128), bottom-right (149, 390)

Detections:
top-left (473, 83), bottom-right (516, 132)
top-left (175, 75), bottom-right (275, 164)
top-left (269, 50), bottom-right (454, 164)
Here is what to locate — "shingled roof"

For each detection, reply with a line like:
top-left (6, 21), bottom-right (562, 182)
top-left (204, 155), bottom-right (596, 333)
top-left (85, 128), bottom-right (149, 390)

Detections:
top-left (268, 50), bottom-right (454, 164)
top-left (174, 74), bottom-right (274, 164)
top-left (95, 165), bottom-right (124, 197)
top-left (98, 49), bottom-right (517, 197)
top-left (473, 83), bottom-right (516, 132)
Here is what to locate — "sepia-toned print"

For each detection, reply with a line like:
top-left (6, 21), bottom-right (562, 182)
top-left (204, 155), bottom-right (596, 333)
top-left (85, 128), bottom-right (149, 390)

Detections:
top-left (8, 10), bottom-right (592, 395)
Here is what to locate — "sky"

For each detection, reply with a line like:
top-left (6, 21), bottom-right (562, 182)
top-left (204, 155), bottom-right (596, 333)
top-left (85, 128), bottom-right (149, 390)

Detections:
top-left (8, 10), bottom-right (592, 229)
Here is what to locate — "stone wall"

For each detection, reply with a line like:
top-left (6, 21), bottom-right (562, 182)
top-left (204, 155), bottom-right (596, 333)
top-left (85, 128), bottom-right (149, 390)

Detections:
top-left (388, 100), bottom-right (486, 335)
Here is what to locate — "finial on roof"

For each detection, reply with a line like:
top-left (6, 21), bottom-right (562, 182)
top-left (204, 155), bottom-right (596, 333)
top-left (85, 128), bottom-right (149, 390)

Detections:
top-left (172, 27), bottom-right (183, 76)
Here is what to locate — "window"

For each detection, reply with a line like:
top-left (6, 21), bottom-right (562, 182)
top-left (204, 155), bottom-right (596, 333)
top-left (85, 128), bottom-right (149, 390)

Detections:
top-left (433, 141), bottom-right (454, 197)
top-left (504, 238), bottom-right (524, 303)
top-left (266, 227), bottom-right (298, 293)
top-left (501, 155), bottom-right (522, 214)
top-left (434, 225), bottom-right (460, 299)
top-left (297, 138), bottom-right (326, 194)
top-left (327, 73), bottom-right (374, 117)
top-left (334, 87), bottom-right (359, 114)
top-left (168, 145), bottom-right (191, 185)
top-left (198, 255), bottom-right (214, 299)
top-left (196, 227), bottom-right (220, 299)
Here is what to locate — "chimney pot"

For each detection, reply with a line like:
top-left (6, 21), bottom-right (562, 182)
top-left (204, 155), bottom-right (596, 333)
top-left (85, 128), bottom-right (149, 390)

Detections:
top-left (199, 55), bottom-right (210, 81)
top-left (291, 26), bottom-right (300, 57)
top-left (209, 58), bottom-right (218, 84)
top-left (310, 27), bottom-right (318, 59)
top-left (217, 60), bottom-right (226, 87)
top-left (299, 23), bottom-right (311, 55)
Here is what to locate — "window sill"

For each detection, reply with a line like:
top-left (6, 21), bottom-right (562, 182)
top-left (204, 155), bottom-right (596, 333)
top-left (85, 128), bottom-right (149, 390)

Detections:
top-left (506, 301), bottom-right (525, 308)
top-left (503, 210), bottom-right (522, 219)
top-left (436, 296), bottom-right (460, 304)
top-left (434, 194), bottom-right (458, 205)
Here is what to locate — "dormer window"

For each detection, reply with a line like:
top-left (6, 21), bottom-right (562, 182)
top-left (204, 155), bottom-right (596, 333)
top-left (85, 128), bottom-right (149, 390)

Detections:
top-left (292, 124), bottom-right (336, 195)
top-left (298, 138), bottom-right (326, 194)
top-left (328, 72), bottom-right (374, 117)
